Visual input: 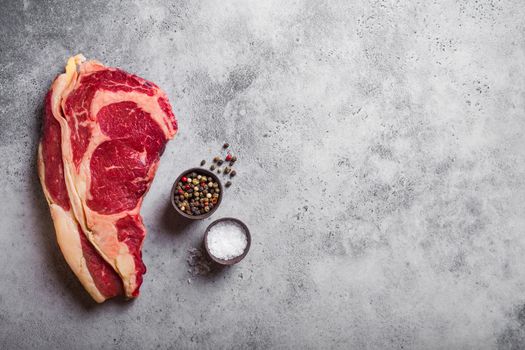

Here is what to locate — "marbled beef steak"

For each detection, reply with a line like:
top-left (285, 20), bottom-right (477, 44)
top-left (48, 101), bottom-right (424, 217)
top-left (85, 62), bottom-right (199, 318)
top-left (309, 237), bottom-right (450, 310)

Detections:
top-left (37, 55), bottom-right (178, 302)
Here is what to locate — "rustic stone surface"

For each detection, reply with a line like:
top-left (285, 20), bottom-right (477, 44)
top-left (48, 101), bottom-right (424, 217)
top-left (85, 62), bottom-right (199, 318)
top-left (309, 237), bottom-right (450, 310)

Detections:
top-left (1, 1), bottom-right (525, 348)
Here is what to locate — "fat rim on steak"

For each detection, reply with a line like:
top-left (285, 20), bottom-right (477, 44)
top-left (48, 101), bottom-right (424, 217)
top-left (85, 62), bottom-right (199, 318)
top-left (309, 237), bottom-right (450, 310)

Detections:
top-left (37, 55), bottom-right (178, 302)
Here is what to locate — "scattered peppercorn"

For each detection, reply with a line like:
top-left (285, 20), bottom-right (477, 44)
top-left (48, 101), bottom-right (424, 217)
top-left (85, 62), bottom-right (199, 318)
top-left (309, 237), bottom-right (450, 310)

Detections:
top-left (192, 144), bottom-right (239, 194)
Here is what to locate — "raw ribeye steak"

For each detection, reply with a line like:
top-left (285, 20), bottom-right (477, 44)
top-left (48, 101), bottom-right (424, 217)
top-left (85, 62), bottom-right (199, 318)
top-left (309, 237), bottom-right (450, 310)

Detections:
top-left (38, 55), bottom-right (178, 302)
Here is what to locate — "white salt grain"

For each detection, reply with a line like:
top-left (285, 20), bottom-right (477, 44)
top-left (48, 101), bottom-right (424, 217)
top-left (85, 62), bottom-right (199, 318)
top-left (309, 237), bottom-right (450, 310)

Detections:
top-left (207, 221), bottom-right (248, 260)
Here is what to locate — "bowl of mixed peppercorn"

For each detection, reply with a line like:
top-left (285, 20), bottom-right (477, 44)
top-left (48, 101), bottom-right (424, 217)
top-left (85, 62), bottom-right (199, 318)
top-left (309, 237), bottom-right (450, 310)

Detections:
top-left (171, 168), bottom-right (223, 219)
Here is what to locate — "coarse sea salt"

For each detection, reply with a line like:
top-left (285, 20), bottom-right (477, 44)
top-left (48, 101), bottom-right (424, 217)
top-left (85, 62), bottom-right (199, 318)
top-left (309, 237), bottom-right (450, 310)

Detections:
top-left (206, 221), bottom-right (248, 260)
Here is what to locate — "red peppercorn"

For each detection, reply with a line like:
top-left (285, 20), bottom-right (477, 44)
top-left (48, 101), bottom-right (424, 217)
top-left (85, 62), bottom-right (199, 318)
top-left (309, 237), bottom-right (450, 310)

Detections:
top-left (201, 182), bottom-right (207, 187)
top-left (184, 184), bottom-right (190, 190)
top-left (225, 154), bottom-right (232, 161)
top-left (181, 176), bottom-right (187, 182)
top-left (178, 189), bottom-right (184, 194)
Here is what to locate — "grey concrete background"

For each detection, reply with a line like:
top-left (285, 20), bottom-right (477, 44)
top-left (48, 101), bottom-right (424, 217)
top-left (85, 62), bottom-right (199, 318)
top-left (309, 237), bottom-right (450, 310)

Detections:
top-left (1, 0), bottom-right (525, 349)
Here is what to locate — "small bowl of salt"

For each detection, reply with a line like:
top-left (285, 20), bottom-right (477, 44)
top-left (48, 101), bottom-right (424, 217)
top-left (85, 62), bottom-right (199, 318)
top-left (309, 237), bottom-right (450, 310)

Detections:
top-left (204, 217), bottom-right (251, 265)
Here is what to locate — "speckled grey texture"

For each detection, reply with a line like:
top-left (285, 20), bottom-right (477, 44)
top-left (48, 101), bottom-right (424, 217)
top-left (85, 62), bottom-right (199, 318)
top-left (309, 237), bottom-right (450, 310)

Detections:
top-left (1, 0), bottom-right (525, 349)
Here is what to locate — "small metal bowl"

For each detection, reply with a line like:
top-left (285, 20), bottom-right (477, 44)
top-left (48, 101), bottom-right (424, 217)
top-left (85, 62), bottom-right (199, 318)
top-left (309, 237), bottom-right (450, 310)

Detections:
top-left (171, 167), bottom-right (223, 220)
top-left (204, 217), bottom-right (251, 265)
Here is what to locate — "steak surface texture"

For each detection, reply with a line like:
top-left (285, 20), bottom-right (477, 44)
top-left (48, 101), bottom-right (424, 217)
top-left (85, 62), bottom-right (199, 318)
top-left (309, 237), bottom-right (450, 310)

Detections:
top-left (38, 55), bottom-right (178, 302)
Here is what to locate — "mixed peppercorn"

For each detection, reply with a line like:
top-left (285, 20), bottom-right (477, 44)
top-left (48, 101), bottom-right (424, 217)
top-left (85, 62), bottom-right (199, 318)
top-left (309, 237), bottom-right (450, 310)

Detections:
top-left (173, 143), bottom-right (240, 217)
top-left (204, 143), bottom-right (238, 186)
top-left (174, 171), bottom-right (220, 216)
